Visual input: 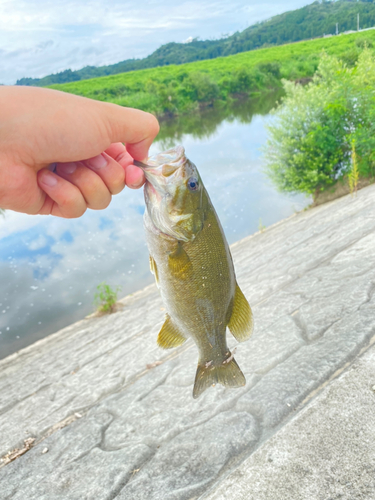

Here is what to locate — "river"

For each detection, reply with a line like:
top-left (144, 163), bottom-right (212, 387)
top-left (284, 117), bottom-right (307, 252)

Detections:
top-left (0, 92), bottom-right (310, 360)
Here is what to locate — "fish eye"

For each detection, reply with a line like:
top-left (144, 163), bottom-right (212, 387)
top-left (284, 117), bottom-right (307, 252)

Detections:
top-left (187, 177), bottom-right (199, 191)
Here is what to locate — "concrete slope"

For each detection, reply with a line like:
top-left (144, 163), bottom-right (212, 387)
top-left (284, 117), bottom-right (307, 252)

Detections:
top-left (204, 340), bottom-right (375, 500)
top-left (1, 184), bottom-right (375, 500)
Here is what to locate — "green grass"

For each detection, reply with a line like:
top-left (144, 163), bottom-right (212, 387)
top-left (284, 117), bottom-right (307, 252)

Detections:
top-left (94, 282), bottom-right (121, 313)
top-left (50, 30), bottom-right (375, 117)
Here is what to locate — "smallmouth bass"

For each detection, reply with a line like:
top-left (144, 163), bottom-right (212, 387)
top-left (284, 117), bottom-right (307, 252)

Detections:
top-left (135, 146), bottom-right (253, 398)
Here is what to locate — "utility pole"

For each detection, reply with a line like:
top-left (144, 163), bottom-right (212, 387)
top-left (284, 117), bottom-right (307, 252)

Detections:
top-left (336, 22), bottom-right (338, 35)
top-left (357, 13), bottom-right (359, 32)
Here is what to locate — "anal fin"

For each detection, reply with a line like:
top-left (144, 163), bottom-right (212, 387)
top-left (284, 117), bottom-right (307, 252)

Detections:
top-left (228, 283), bottom-right (254, 342)
top-left (157, 314), bottom-right (187, 349)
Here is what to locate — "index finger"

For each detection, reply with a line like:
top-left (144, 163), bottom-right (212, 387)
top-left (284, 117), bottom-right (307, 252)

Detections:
top-left (105, 142), bottom-right (145, 188)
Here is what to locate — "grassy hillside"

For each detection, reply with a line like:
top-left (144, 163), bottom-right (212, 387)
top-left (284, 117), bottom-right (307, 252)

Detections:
top-left (50, 30), bottom-right (375, 118)
top-left (18, 0), bottom-right (375, 87)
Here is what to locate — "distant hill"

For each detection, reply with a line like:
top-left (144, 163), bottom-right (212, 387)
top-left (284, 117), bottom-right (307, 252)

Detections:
top-left (17, 0), bottom-right (375, 87)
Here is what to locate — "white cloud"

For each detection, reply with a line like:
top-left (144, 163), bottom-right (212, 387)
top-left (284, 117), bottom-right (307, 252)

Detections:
top-left (0, 0), bottom-right (312, 84)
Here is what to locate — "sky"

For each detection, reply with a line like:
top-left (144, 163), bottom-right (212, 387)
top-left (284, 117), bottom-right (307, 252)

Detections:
top-left (0, 0), bottom-right (312, 85)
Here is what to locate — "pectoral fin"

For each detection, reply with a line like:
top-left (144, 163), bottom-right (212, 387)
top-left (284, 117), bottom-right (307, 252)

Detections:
top-left (149, 255), bottom-right (159, 287)
top-left (157, 314), bottom-right (187, 349)
top-left (168, 244), bottom-right (192, 280)
top-left (228, 284), bottom-right (254, 342)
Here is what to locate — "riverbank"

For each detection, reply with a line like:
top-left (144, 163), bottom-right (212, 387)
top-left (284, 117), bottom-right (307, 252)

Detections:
top-left (313, 176), bottom-right (375, 206)
top-left (1, 183), bottom-right (375, 499)
top-left (50, 30), bottom-right (375, 118)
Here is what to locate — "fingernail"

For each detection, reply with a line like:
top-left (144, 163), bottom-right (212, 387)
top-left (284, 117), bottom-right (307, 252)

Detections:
top-left (59, 162), bottom-right (77, 175)
top-left (129, 179), bottom-right (144, 189)
top-left (40, 172), bottom-right (58, 187)
top-left (86, 154), bottom-right (108, 170)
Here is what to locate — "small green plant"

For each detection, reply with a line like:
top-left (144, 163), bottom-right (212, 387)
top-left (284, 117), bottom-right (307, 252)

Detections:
top-left (258, 217), bottom-right (266, 233)
top-left (94, 282), bottom-right (121, 313)
top-left (348, 139), bottom-right (359, 197)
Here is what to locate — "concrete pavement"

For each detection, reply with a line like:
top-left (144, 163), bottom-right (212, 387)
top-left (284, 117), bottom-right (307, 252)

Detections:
top-left (1, 184), bottom-right (375, 499)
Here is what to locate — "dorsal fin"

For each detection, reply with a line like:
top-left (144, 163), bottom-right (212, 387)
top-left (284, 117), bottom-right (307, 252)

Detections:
top-left (228, 284), bottom-right (254, 342)
top-left (157, 314), bottom-right (187, 349)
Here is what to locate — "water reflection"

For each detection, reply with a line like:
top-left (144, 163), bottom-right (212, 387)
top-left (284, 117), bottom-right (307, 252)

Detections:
top-left (157, 90), bottom-right (284, 147)
top-left (0, 93), bottom-right (309, 360)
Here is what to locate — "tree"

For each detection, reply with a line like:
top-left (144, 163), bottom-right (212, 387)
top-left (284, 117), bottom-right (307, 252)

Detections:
top-left (264, 49), bottom-right (375, 197)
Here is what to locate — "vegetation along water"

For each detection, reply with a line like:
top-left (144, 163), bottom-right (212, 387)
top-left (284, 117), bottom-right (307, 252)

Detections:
top-left (265, 48), bottom-right (375, 200)
top-left (47, 28), bottom-right (375, 199)
top-left (48, 29), bottom-right (375, 119)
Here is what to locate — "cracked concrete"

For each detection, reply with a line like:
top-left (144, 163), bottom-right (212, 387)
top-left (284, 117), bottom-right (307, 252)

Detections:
top-left (1, 185), bottom-right (375, 499)
top-left (203, 338), bottom-right (375, 500)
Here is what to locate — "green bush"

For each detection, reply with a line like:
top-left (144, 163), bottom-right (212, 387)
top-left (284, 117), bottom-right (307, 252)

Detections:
top-left (264, 49), bottom-right (375, 197)
top-left (180, 72), bottom-right (220, 102)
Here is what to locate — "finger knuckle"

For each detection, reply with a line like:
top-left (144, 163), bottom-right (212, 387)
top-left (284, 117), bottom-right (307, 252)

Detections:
top-left (66, 205), bottom-right (87, 219)
top-left (110, 176), bottom-right (125, 195)
top-left (89, 194), bottom-right (112, 210)
top-left (59, 192), bottom-right (86, 218)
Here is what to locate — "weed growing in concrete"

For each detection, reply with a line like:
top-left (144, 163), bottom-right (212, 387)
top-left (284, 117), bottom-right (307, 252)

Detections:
top-left (258, 217), bottom-right (266, 233)
top-left (348, 139), bottom-right (359, 197)
top-left (94, 282), bottom-right (121, 313)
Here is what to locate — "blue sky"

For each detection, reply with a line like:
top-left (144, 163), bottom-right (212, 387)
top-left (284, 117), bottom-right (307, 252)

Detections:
top-left (0, 0), bottom-right (312, 85)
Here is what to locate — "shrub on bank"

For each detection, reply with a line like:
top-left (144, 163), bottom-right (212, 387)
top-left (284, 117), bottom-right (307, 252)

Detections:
top-left (264, 49), bottom-right (375, 198)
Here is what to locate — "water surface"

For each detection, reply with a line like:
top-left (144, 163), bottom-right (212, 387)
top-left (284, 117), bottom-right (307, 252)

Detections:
top-left (0, 94), bottom-right (310, 360)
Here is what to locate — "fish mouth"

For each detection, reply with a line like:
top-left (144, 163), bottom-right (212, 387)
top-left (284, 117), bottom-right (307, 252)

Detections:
top-left (134, 145), bottom-right (187, 180)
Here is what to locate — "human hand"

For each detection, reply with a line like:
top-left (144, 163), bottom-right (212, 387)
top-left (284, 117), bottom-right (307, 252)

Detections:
top-left (0, 86), bottom-right (159, 218)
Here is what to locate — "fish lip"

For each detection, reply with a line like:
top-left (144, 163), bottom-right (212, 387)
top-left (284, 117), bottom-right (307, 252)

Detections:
top-left (133, 160), bottom-right (151, 170)
top-left (134, 146), bottom-right (187, 194)
top-left (134, 145), bottom-right (186, 172)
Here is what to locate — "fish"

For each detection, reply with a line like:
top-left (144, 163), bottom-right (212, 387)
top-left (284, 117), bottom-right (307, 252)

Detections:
top-left (134, 146), bottom-right (253, 398)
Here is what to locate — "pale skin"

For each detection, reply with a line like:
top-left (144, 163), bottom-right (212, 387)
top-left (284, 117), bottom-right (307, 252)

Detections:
top-left (0, 86), bottom-right (160, 218)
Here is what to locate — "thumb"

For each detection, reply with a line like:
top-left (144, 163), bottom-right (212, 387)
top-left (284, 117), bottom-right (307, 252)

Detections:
top-left (92, 101), bottom-right (160, 161)
top-left (0, 87), bottom-right (160, 167)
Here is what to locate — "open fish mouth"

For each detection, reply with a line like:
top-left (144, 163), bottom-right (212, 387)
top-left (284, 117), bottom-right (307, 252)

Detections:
top-left (134, 145), bottom-right (186, 172)
top-left (133, 146), bottom-right (189, 185)
top-left (134, 145), bottom-right (191, 200)
top-left (137, 144), bottom-right (204, 243)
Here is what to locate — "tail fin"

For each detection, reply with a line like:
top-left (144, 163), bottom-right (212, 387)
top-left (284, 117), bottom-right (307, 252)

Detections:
top-left (193, 356), bottom-right (246, 399)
